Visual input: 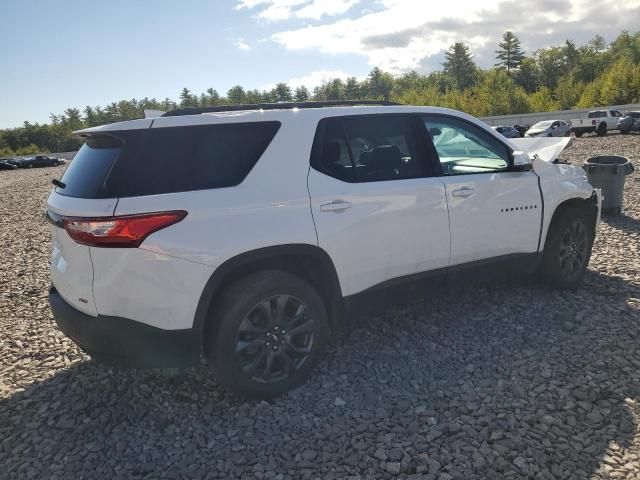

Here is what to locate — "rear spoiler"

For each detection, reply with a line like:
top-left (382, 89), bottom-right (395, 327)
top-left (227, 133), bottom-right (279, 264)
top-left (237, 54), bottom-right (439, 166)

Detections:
top-left (144, 109), bottom-right (166, 119)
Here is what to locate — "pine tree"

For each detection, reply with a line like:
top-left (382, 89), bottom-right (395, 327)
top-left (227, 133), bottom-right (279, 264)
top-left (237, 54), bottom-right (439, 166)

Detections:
top-left (179, 88), bottom-right (196, 107)
top-left (495, 31), bottom-right (525, 73)
top-left (588, 34), bottom-right (607, 54)
top-left (442, 43), bottom-right (477, 89)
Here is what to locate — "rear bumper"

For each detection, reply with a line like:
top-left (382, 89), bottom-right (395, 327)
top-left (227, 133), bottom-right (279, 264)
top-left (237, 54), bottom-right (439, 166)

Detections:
top-left (49, 287), bottom-right (201, 368)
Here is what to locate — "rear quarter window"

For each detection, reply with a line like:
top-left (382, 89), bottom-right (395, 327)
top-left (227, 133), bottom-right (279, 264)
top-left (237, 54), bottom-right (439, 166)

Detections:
top-left (107, 122), bottom-right (280, 197)
top-left (56, 132), bottom-right (142, 198)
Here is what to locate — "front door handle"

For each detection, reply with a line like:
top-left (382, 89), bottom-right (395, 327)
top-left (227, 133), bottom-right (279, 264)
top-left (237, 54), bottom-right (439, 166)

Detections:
top-left (320, 200), bottom-right (352, 212)
top-left (451, 187), bottom-right (475, 198)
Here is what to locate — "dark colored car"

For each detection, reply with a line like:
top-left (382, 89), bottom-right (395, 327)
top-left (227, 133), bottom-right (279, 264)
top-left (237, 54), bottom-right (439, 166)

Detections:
top-left (513, 124), bottom-right (529, 137)
top-left (0, 160), bottom-right (18, 170)
top-left (12, 155), bottom-right (63, 168)
top-left (618, 112), bottom-right (640, 134)
top-left (491, 125), bottom-right (520, 138)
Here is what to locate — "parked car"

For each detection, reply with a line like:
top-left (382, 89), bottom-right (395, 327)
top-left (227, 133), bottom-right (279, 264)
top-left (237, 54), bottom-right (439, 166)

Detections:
top-left (571, 110), bottom-right (623, 137)
top-left (9, 155), bottom-right (62, 168)
top-left (0, 160), bottom-right (18, 170)
top-left (513, 124), bottom-right (529, 137)
top-left (46, 101), bottom-right (602, 398)
top-left (525, 120), bottom-right (571, 137)
top-left (618, 111), bottom-right (640, 134)
top-left (491, 125), bottom-right (520, 138)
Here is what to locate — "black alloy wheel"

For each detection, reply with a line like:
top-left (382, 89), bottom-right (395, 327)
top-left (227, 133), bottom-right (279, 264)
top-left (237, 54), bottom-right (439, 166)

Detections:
top-left (205, 270), bottom-right (329, 398)
top-left (558, 219), bottom-right (589, 282)
top-left (234, 294), bottom-right (316, 384)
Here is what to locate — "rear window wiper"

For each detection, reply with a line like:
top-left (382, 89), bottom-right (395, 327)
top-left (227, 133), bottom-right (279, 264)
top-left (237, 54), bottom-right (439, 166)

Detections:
top-left (51, 179), bottom-right (66, 189)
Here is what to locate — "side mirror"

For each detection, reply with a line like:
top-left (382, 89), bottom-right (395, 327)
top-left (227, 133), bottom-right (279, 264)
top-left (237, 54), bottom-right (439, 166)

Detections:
top-left (512, 151), bottom-right (533, 171)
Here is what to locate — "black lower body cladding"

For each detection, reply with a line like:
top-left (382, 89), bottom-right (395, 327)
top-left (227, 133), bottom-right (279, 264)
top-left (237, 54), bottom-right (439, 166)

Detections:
top-left (49, 287), bottom-right (201, 368)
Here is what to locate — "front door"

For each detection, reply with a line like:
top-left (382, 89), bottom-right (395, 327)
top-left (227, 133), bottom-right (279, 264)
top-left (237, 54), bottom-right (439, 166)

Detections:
top-left (421, 114), bottom-right (542, 266)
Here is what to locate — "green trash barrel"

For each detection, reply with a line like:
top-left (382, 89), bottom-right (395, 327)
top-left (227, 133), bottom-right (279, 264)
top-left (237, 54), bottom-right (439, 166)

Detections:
top-left (583, 155), bottom-right (634, 215)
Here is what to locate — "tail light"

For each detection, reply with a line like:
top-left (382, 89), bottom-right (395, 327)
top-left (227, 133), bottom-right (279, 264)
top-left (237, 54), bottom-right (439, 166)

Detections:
top-left (62, 211), bottom-right (187, 247)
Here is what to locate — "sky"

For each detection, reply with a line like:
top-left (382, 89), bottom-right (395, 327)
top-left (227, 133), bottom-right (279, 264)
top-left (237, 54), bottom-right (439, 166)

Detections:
top-left (1, 0), bottom-right (639, 128)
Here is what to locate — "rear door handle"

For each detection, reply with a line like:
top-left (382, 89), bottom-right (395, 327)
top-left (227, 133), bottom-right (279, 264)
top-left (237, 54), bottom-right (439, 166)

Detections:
top-left (320, 200), bottom-right (352, 212)
top-left (451, 187), bottom-right (475, 198)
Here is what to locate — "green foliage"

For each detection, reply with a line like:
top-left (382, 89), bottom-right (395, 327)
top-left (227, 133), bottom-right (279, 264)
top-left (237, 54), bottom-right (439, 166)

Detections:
top-left (530, 86), bottom-right (560, 112)
top-left (272, 83), bottom-right (293, 102)
top-left (294, 86), bottom-right (310, 102)
top-left (2, 30), bottom-right (638, 155)
top-left (599, 58), bottom-right (639, 105)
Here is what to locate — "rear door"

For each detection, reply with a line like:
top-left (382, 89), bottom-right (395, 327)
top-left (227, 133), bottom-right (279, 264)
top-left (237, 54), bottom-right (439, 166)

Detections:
top-left (308, 114), bottom-right (450, 296)
top-left (421, 114), bottom-right (542, 266)
top-left (46, 128), bottom-right (148, 315)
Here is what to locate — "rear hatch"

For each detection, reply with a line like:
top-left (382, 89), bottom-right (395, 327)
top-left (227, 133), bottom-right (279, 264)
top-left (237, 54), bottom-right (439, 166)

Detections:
top-left (46, 127), bottom-right (147, 315)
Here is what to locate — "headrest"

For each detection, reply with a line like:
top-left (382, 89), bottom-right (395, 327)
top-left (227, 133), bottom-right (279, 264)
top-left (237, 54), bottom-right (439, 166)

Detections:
top-left (324, 141), bottom-right (342, 164)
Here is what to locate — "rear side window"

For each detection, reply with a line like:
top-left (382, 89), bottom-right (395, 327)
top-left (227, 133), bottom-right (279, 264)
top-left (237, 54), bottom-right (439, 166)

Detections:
top-left (311, 115), bottom-right (428, 183)
top-left (108, 122), bottom-right (280, 197)
top-left (588, 111), bottom-right (606, 118)
top-left (56, 132), bottom-right (142, 198)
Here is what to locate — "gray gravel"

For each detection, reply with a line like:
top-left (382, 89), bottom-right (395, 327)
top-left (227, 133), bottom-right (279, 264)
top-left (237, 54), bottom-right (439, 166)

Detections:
top-left (1, 133), bottom-right (640, 480)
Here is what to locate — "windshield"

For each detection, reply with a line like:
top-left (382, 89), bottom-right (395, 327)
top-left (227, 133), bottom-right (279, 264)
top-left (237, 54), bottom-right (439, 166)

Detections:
top-left (531, 121), bottom-right (553, 129)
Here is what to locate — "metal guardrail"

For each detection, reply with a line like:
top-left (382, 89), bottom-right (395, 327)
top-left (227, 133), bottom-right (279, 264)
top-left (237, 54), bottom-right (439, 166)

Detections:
top-left (481, 103), bottom-right (640, 126)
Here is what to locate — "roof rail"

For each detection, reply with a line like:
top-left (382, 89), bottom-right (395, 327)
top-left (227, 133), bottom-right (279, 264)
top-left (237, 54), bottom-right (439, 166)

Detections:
top-left (161, 100), bottom-right (401, 117)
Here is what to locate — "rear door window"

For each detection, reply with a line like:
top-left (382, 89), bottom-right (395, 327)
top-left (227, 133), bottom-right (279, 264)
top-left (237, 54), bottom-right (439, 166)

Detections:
top-left (108, 122), bottom-right (280, 197)
top-left (311, 115), bottom-right (429, 183)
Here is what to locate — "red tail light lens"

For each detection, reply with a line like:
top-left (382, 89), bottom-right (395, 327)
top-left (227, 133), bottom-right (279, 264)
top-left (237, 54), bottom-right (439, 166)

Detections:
top-left (63, 211), bottom-right (187, 247)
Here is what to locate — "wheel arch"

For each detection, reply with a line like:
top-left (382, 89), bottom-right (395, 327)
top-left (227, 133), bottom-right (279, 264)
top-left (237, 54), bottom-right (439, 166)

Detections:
top-left (541, 194), bottom-right (598, 250)
top-left (193, 244), bottom-right (344, 334)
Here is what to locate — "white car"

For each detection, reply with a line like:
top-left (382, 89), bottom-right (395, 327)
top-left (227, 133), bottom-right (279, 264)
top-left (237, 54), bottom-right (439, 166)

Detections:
top-left (525, 120), bottom-right (571, 138)
top-left (46, 102), bottom-right (602, 398)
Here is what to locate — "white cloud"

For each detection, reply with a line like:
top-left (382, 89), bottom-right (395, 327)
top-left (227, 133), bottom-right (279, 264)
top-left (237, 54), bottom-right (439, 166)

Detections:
top-left (250, 0), bottom-right (640, 72)
top-left (233, 38), bottom-right (251, 51)
top-left (260, 69), bottom-right (361, 91)
top-left (236, 0), bottom-right (360, 21)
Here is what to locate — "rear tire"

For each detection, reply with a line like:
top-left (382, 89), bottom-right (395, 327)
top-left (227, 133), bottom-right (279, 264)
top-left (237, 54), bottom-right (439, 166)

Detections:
top-left (204, 270), bottom-right (329, 398)
top-left (539, 207), bottom-right (594, 289)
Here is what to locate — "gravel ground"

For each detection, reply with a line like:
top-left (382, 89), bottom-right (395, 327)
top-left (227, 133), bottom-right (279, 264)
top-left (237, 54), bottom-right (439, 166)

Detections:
top-left (1, 133), bottom-right (640, 480)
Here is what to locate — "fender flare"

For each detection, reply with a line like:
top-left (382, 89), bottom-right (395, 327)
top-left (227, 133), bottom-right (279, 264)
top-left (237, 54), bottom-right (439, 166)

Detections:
top-left (540, 191), bottom-right (598, 251)
top-left (192, 244), bottom-right (343, 330)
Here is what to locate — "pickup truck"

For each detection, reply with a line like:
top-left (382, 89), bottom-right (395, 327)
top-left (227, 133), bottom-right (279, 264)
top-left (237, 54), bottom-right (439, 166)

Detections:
top-left (571, 110), bottom-right (624, 137)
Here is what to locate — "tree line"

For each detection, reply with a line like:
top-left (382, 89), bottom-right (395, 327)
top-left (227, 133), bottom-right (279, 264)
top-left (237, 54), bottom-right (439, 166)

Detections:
top-left (1, 30), bottom-right (639, 156)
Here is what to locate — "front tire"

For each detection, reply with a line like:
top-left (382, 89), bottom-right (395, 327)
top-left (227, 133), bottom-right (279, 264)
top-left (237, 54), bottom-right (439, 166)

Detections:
top-left (204, 270), bottom-right (329, 398)
top-left (539, 207), bottom-right (594, 288)
top-left (596, 122), bottom-right (607, 136)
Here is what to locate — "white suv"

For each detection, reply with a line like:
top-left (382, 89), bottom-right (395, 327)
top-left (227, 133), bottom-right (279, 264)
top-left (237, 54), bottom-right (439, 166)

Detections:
top-left (47, 102), bottom-right (601, 398)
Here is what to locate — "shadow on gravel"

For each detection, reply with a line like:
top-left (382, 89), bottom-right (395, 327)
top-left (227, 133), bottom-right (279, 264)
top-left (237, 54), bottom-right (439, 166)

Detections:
top-left (602, 212), bottom-right (640, 233)
top-left (1, 272), bottom-right (640, 479)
